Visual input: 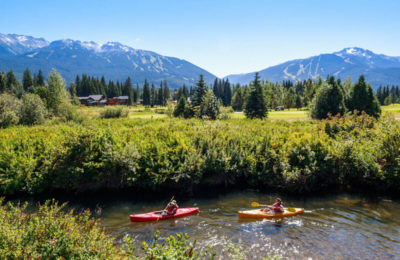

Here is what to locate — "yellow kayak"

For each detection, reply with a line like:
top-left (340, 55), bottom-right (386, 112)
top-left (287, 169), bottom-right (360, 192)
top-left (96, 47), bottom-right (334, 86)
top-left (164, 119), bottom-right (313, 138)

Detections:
top-left (238, 208), bottom-right (304, 219)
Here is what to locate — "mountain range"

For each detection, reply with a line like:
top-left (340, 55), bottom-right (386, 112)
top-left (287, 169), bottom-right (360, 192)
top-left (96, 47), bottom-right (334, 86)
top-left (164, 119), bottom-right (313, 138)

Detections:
top-left (0, 33), bottom-right (216, 88)
top-left (1, 33), bottom-right (399, 88)
top-left (226, 47), bottom-right (400, 88)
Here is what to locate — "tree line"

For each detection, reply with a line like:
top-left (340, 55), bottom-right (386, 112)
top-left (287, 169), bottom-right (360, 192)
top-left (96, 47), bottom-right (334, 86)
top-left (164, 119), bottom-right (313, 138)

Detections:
top-left (376, 85), bottom-right (400, 105)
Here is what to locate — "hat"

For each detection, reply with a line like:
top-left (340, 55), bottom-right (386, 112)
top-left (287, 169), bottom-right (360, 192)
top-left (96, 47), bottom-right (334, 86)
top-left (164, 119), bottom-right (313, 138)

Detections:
top-left (170, 200), bottom-right (177, 205)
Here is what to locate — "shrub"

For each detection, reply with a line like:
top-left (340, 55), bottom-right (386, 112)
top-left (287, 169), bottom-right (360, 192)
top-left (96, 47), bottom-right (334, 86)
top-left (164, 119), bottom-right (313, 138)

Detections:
top-left (57, 102), bottom-right (84, 123)
top-left (20, 93), bottom-right (47, 125)
top-left (0, 199), bottom-right (123, 259)
top-left (100, 107), bottom-right (129, 119)
top-left (0, 93), bottom-right (22, 128)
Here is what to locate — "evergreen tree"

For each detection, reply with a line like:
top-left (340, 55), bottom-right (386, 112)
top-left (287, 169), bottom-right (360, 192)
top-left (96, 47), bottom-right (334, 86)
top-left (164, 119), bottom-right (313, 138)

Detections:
top-left (295, 94), bottom-right (303, 110)
top-left (199, 89), bottom-right (220, 120)
top-left (163, 80), bottom-right (170, 106)
top-left (122, 77), bottom-right (132, 96)
top-left (135, 84), bottom-right (140, 104)
top-left (182, 84), bottom-right (189, 98)
top-left (173, 95), bottom-right (187, 117)
top-left (348, 75), bottom-right (381, 117)
top-left (151, 84), bottom-right (156, 107)
top-left (158, 81), bottom-right (164, 106)
top-left (192, 74), bottom-right (208, 106)
top-left (37, 70), bottom-right (45, 86)
top-left (128, 87), bottom-right (134, 106)
top-left (231, 87), bottom-right (245, 111)
top-left (244, 72), bottom-right (268, 119)
top-left (22, 68), bottom-right (33, 92)
top-left (0, 72), bottom-right (6, 93)
top-left (142, 80), bottom-right (151, 106)
top-left (222, 79), bottom-right (232, 106)
top-left (6, 70), bottom-right (18, 94)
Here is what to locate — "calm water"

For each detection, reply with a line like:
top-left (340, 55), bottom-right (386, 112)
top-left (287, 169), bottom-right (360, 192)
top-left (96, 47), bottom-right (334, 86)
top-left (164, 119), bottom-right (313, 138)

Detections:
top-left (84, 192), bottom-right (399, 259)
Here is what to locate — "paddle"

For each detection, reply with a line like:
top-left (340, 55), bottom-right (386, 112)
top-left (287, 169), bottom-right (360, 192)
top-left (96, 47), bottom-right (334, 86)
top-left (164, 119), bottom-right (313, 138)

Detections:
top-left (251, 201), bottom-right (296, 212)
top-left (156, 196), bottom-right (174, 222)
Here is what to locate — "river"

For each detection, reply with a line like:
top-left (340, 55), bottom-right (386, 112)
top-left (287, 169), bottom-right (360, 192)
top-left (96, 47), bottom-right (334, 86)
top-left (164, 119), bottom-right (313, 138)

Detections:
top-left (75, 191), bottom-right (399, 259)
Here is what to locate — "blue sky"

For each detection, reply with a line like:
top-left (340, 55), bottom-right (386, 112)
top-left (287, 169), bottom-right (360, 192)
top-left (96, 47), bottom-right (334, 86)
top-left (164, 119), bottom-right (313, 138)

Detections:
top-left (1, 0), bottom-right (399, 77)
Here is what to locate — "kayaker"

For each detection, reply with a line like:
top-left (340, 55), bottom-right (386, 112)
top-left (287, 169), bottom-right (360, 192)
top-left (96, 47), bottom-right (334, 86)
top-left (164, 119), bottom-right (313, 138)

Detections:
top-left (163, 200), bottom-right (179, 215)
top-left (264, 198), bottom-right (284, 213)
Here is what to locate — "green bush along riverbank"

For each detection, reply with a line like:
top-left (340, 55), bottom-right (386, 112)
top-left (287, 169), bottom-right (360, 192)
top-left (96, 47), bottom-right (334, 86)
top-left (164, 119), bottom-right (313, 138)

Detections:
top-left (0, 198), bottom-right (216, 259)
top-left (0, 114), bottom-right (399, 197)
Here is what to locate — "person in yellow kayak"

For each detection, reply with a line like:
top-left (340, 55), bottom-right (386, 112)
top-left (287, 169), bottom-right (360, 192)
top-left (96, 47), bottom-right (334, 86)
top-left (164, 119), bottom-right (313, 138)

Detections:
top-left (264, 198), bottom-right (284, 213)
top-left (163, 200), bottom-right (179, 215)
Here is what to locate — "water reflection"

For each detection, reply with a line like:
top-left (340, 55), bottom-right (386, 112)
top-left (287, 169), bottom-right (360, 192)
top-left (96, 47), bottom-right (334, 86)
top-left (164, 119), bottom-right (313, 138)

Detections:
top-left (92, 192), bottom-right (400, 259)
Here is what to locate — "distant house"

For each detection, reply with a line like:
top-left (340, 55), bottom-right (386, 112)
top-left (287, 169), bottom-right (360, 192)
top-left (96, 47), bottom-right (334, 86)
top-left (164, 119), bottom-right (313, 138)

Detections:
top-left (77, 94), bottom-right (106, 106)
top-left (114, 96), bottom-right (129, 105)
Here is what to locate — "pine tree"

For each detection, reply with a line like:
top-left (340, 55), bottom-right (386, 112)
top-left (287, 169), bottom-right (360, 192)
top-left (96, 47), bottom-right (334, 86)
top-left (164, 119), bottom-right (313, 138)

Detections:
top-left (163, 80), bottom-right (170, 106)
top-left (0, 72), bottom-right (6, 93)
top-left (348, 75), bottom-right (381, 117)
top-left (192, 75), bottom-right (208, 107)
top-left (244, 72), bottom-right (268, 119)
top-left (199, 89), bottom-right (220, 120)
top-left (128, 87), bottom-right (134, 106)
top-left (122, 77), bottom-right (132, 96)
top-left (22, 68), bottom-right (33, 92)
top-left (135, 84), bottom-right (140, 104)
top-left (6, 70), bottom-right (18, 94)
top-left (182, 84), bottom-right (189, 98)
top-left (142, 80), bottom-right (151, 106)
top-left (37, 70), bottom-right (45, 86)
top-left (158, 81), bottom-right (164, 106)
top-left (174, 95), bottom-right (187, 117)
top-left (231, 87), bottom-right (245, 111)
top-left (151, 84), bottom-right (156, 107)
top-left (222, 79), bottom-right (232, 106)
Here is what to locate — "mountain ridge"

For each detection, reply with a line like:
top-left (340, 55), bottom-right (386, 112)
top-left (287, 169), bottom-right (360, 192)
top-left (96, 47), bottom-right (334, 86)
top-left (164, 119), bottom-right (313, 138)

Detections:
top-left (225, 47), bottom-right (400, 88)
top-left (0, 33), bottom-right (216, 88)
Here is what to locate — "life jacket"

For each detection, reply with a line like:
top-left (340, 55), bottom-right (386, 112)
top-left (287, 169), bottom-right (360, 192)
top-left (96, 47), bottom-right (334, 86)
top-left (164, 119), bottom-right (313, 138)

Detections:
top-left (167, 204), bottom-right (178, 213)
top-left (272, 202), bottom-right (284, 212)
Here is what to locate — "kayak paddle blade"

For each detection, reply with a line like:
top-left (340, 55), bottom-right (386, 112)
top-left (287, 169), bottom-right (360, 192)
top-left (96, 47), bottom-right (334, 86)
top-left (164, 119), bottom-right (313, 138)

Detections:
top-left (251, 202), bottom-right (260, 207)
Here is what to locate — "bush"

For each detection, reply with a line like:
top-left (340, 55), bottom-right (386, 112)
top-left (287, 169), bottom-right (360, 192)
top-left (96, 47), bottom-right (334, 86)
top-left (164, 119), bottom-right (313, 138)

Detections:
top-left (100, 107), bottom-right (128, 119)
top-left (1, 116), bottom-right (400, 196)
top-left (57, 102), bottom-right (84, 123)
top-left (0, 199), bottom-right (217, 259)
top-left (0, 199), bottom-right (123, 259)
top-left (0, 93), bottom-right (22, 128)
top-left (20, 93), bottom-right (47, 125)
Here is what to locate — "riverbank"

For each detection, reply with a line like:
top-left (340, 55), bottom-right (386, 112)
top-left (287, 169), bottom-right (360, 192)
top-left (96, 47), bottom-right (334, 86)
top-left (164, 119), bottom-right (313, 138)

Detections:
top-left (1, 113), bottom-right (400, 198)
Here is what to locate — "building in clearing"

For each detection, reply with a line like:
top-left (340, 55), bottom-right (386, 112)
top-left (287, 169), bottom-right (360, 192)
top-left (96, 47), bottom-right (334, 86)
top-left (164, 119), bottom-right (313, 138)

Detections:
top-left (77, 95), bottom-right (106, 106)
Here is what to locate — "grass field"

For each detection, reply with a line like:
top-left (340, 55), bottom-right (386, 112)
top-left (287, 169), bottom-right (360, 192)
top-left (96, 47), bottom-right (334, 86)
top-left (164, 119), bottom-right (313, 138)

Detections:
top-left (77, 104), bottom-right (400, 121)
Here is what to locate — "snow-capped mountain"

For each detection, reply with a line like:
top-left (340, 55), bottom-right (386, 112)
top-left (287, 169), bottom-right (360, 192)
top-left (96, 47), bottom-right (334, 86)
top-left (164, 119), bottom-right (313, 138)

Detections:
top-left (0, 33), bottom-right (49, 55)
top-left (226, 47), bottom-right (400, 88)
top-left (0, 33), bottom-right (216, 87)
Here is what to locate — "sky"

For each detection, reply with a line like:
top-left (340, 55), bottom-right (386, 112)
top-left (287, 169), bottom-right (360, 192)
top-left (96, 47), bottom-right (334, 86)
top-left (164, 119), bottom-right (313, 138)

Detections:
top-left (1, 0), bottom-right (400, 77)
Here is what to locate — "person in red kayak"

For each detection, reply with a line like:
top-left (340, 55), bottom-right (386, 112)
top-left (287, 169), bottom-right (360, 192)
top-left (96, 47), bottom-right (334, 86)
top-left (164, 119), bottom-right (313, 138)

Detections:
top-left (163, 200), bottom-right (179, 215)
top-left (264, 198), bottom-right (284, 213)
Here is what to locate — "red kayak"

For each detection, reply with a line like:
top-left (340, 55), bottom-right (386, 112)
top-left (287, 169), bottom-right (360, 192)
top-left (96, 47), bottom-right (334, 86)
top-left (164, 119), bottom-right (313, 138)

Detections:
top-left (130, 207), bottom-right (199, 222)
